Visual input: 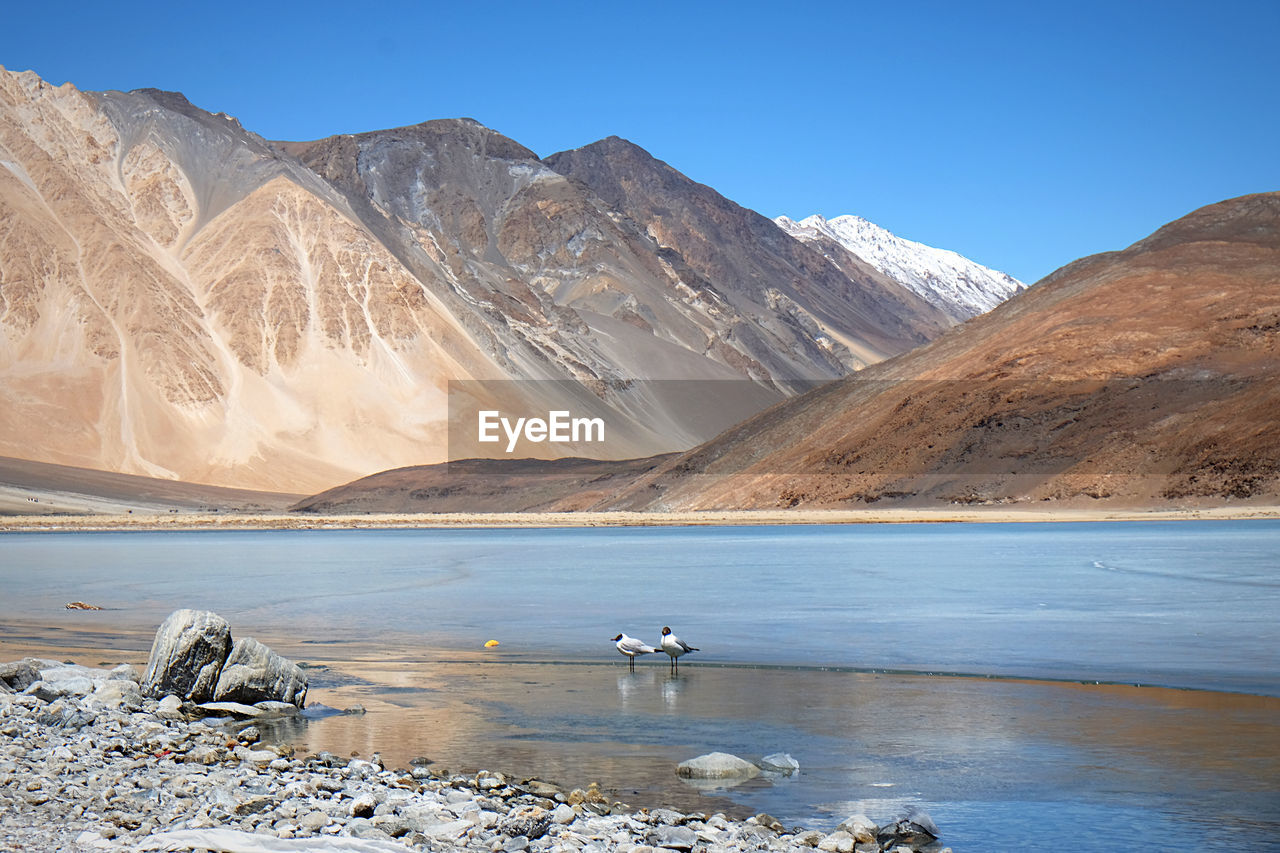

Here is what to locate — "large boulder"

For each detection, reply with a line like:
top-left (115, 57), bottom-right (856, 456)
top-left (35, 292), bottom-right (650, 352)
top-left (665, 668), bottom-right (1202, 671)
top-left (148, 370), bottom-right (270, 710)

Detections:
top-left (0, 660), bottom-right (41, 692)
top-left (142, 609), bottom-right (232, 702)
top-left (213, 637), bottom-right (308, 707)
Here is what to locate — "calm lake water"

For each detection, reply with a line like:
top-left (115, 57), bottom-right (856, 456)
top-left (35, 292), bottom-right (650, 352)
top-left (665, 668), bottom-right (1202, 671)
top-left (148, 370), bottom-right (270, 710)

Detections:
top-left (1, 521), bottom-right (1277, 851)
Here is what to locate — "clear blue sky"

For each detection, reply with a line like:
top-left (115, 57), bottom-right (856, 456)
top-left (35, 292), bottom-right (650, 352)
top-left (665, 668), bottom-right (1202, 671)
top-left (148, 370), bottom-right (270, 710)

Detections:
top-left (3, 0), bottom-right (1277, 283)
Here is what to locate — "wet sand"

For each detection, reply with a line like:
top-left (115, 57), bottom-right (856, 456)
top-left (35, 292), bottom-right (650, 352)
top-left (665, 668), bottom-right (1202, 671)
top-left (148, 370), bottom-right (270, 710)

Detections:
top-left (3, 504), bottom-right (1280, 532)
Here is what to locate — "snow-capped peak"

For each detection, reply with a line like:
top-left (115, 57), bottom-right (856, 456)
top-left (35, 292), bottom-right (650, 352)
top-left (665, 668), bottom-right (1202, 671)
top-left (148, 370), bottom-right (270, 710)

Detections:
top-left (777, 214), bottom-right (1025, 321)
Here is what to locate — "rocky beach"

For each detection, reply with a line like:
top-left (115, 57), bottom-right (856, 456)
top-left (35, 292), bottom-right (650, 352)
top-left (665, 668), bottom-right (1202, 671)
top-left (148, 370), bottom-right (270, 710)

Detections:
top-left (0, 613), bottom-right (950, 853)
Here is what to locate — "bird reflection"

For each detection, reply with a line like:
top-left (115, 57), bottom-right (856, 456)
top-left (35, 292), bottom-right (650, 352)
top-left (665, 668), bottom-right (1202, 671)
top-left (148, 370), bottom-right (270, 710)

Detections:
top-left (661, 672), bottom-right (686, 709)
top-left (615, 668), bottom-right (657, 707)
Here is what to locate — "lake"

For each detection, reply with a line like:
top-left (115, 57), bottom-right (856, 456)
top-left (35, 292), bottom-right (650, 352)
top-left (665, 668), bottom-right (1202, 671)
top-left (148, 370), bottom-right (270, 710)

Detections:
top-left (1, 521), bottom-right (1277, 851)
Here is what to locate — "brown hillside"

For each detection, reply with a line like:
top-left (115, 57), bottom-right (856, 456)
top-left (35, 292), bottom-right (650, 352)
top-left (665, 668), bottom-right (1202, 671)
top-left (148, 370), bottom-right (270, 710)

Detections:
top-left (597, 192), bottom-right (1280, 510)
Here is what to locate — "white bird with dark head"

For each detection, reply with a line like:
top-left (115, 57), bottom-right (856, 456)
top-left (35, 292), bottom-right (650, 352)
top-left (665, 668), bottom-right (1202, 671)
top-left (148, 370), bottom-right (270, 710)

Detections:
top-left (611, 633), bottom-right (657, 671)
top-left (660, 626), bottom-right (699, 672)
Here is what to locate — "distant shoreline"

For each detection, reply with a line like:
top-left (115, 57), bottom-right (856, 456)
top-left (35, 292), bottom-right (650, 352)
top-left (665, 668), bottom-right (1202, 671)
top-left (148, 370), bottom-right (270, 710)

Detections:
top-left (2, 505), bottom-right (1278, 532)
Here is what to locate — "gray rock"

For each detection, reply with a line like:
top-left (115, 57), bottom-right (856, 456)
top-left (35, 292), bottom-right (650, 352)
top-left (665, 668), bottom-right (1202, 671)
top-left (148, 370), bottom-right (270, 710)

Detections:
top-left (754, 813), bottom-right (785, 832)
top-left (89, 679), bottom-right (143, 710)
top-left (760, 752), bottom-right (800, 775)
top-left (0, 660), bottom-right (41, 692)
top-left (817, 831), bottom-right (855, 853)
top-left (877, 808), bottom-right (938, 849)
top-left (156, 695), bottom-right (184, 719)
top-left (253, 700), bottom-right (301, 715)
top-left (23, 676), bottom-right (94, 702)
top-left (197, 701), bottom-right (265, 718)
top-left (351, 793), bottom-right (378, 818)
top-left (649, 825), bottom-right (698, 850)
top-left (109, 663), bottom-right (141, 682)
top-left (422, 818), bottom-right (472, 839)
top-left (674, 752), bottom-right (761, 780)
top-left (836, 814), bottom-right (878, 844)
top-left (141, 609), bottom-right (232, 702)
top-left (500, 805), bottom-right (553, 840)
top-left (212, 637), bottom-right (308, 707)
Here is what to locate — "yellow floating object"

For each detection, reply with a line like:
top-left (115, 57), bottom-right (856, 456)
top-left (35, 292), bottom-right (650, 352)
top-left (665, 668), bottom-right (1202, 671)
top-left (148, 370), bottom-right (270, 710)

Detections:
top-left (484, 639), bottom-right (500, 647)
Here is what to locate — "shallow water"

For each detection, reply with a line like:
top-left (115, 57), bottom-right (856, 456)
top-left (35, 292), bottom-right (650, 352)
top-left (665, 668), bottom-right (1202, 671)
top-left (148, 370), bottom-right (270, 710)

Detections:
top-left (1, 521), bottom-right (1278, 850)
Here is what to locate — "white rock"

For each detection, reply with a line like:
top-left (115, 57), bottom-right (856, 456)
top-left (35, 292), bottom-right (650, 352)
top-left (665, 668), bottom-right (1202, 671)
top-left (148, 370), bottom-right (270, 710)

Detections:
top-left (817, 830), bottom-right (855, 853)
top-left (836, 814), bottom-right (878, 843)
top-left (675, 752), bottom-right (761, 779)
top-left (156, 695), bottom-right (183, 719)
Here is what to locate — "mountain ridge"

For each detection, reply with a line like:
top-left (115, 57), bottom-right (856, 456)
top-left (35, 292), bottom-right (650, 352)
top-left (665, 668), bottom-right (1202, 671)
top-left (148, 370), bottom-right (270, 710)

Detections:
top-left (593, 191), bottom-right (1280, 510)
top-left (776, 213), bottom-right (1025, 321)
top-left (0, 66), bottom-right (968, 492)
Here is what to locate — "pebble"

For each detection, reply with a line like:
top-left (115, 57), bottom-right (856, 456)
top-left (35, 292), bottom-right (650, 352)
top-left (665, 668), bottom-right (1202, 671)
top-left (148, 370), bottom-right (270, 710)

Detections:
top-left (0, 655), bottom-right (950, 852)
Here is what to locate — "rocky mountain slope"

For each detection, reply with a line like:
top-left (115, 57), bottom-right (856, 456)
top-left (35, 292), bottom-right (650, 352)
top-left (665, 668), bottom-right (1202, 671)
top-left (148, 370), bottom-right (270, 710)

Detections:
top-left (593, 192), bottom-right (1280, 510)
top-left (0, 67), bottom-right (955, 492)
top-left (776, 214), bottom-right (1025, 321)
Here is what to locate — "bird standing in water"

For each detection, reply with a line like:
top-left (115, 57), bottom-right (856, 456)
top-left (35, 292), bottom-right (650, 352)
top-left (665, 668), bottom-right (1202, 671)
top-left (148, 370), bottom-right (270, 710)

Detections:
top-left (660, 626), bottom-right (699, 672)
top-left (611, 633), bottom-right (658, 671)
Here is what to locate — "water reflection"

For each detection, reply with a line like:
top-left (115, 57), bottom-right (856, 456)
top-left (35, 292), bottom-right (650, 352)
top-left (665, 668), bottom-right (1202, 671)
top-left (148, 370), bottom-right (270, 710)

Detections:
top-left (661, 672), bottom-right (687, 709)
top-left (616, 668), bottom-right (659, 706)
top-left (254, 657), bottom-right (1280, 852)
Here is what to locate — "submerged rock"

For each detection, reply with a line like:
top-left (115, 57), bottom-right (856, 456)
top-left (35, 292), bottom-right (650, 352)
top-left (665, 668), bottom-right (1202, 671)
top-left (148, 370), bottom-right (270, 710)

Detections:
top-left (877, 808), bottom-right (939, 849)
top-left (760, 752), bottom-right (800, 775)
top-left (675, 751), bottom-right (761, 779)
top-left (213, 637), bottom-right (308, 708)
top-left (141, 609), bottom-right (232, 702)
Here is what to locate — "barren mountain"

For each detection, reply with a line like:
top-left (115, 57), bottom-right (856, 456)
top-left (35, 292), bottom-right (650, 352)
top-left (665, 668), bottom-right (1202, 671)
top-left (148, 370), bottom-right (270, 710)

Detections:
top-left (544, 138), bottom-right (952, 375)
top-left (291, 455), bottom-right (674, 515)
top-left (592, 192), bottom-right (1280, 510)
top-left (0, 67), bottom-right (953, 492)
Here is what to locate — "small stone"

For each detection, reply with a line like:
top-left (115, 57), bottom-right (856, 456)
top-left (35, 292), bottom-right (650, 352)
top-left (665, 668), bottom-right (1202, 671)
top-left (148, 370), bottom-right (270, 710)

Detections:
top-left (234, 795), bottom-right (274, 816)
top-left (794, 829), bottom-right (824, 846)
top-left (649, 825), bottom-right (698, 850)
top-left (500, 805), bottom-right (553, 841)
top-left (241, 748), bottom-right (277, 765)
top-left (423, 819), bottom-right (472, 840)
top-left (836, 814), bottom-right (878, 844)
top-left (156, 695), bottom-right (184, 719)
top-left (818, 830), bottom-right (855, 853)
top-left (755, 813), bottom-right (784, 832)
top-left (300, 810), bottom-right (330, 831)
top-left (351, 793), bottom-right (378, 818)
top-left (550, 803), bottom-right (576, 825)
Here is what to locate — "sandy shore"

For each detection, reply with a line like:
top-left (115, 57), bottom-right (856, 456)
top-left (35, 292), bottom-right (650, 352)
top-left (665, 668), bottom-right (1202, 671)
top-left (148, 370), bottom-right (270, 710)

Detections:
top-left (2, 505), bottom-right (1279, 532)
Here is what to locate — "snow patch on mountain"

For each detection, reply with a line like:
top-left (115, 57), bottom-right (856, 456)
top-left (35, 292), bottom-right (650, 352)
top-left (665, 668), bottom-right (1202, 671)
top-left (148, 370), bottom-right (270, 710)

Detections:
top-left (776, 214), bottom-right (1025, 321)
